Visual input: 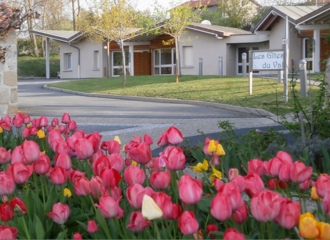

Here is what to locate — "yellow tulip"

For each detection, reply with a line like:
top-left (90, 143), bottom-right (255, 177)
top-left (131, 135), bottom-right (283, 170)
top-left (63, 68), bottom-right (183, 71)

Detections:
top-left (41, 151), bottom-right (46, 154)
top-left (191, 159), bottom-right (209, 173)
top-left (131, 161), bottom-right (138, 166)
top-left (216, 144), bottom-right (225, 156)
top-left (114, 136), bottom-right (121, 145)
top-left (26, 124), bottom-right (30, 128)
top-left (209, 167), bottom-right (222, 180)
top-left (64, 188), bottom-right (72, 198)
top-left (142, 195), bottom-right (163, 220)
top-left (299, 212), bottom-right (320, 239)
top-left (317, 222), bottom-right (330, 239)
top-left (311, 187), bottom-right (320, 200)
top-left (122, 145), bottom-right (126, 153)
top-left (0, 127), bottom-right (3, 134)
top-left (207, 140), bottom-right (217, 153)
top-left (37, 130), bottom-right (45, 139)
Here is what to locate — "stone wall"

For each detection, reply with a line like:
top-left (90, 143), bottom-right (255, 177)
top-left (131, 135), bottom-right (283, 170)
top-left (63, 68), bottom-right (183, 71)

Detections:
top-left (0, 29), bottom-right (18, 115)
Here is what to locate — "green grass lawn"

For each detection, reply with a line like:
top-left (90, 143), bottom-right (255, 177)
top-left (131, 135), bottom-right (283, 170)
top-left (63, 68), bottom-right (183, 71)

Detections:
top-left (49, 75), bottom-right (320, 116)
top-left (18, 55), bottom-right (60, 77)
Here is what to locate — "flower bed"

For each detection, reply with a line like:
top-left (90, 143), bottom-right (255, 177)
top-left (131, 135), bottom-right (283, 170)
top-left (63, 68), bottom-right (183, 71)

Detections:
top-left (0, 112), bottom-right (329, 239)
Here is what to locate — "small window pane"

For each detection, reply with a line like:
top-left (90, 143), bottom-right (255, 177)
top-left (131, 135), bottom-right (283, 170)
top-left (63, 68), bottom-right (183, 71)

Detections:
top-left (94, 51), bottom-right (99, 69)
top-left (113, 52), bottom-right (129, 66)
top-left (161, 49), bottom-right (172, 65)
top-left (67, 54), bottom-right (71, 69)
top-left (155, 50), bottom-right (160, 66)
top-left (154, 68), bottom-right (160, 74)
top-left (183, 46), bottom-right (193, 66)
top-left (238, 48), bottom-right (248, 63)
top-left (305, 39), bottom-right (313, 58)
top-left (307, 61), bottom-right (313, 70)
top-left (161, 67), bottom-right (172, 74)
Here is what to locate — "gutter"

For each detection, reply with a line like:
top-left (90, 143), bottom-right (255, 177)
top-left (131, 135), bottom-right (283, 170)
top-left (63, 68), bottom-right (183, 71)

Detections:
top-left (186, 27), bottom-right (223, 39)
top-left (69, 42), bottom-right (81, 79)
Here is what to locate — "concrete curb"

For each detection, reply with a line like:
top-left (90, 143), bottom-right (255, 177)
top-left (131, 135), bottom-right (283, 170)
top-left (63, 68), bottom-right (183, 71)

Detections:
top-left (43, 84), bottom-right (277, 118)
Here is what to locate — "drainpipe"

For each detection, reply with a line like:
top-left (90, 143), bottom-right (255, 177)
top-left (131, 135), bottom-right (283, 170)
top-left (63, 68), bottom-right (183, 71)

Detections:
top-left (69, 42), bottom-right (81, 79)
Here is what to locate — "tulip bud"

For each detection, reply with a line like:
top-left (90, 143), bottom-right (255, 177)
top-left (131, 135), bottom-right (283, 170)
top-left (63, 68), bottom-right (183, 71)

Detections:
top-left (216, 144), bottom-right (225, 156)
top-left (1, 196), bottom-right (8, 203)
top-left (207, 140), bottom-right (217, 153)
top-left (73, 233), bottom-right (82, 239)
top-left (311, 187), bottom-right (320, 200)
top-left (114, 136), bottom-right (121, 145)
top-left (37, 130), bottom-right (46, 139)
top-left (87, 220), bottom-right (98, 233)
top-left (64, 188), bottom-right (72, 198)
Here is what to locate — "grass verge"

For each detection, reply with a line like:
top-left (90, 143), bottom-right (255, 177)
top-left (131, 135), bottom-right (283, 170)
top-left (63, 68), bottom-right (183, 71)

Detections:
top-left (18, 55), bottom-right (60, 77)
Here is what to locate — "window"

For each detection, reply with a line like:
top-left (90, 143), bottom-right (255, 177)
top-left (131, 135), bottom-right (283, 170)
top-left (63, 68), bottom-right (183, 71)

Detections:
top-left (183, 46), bottom-right (193, 66)
top-left (64, 53), bottom-right (72, 71)
top-left (303, 39), bottom-right (313, 71)
top-left (154, 48), bottom-right (176, 75)
top-left (237, 46), bottom-right (259, 74)
top-left (112, 51), bottom-right (130, 77)
top-left (94, 51), bottom-right (99, 70)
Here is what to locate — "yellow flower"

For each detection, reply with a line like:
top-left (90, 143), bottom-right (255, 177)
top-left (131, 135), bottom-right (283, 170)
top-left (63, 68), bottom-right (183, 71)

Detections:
top-left (41, 151), bottom-right (46, 154)
top-left (209, 167), bottom-right (222, 180)
top-left (216, 144), bottom-right (225, 156)
top-left (142, 195), bottom-right (163, 220)
top-left (311, 187), bottom-right (320, 200)
top-left (122, 145), bottom-right (126, 153)
top-left (26, 124), bottom-right (30, 128)
top-left (317, 222), bottom-right (330, 239)
top-left (207, 140), bottom-right (217, 153)
top-left (64, 188), bottom-right (72, 198)
top-left (55, 125), bottom-right (59, 130)
top-left (131, 161), bottom-right (138, 166)
top-left (114, 136), bottom-right (121, 145)
top-left (0, 127), bottom-right (3, 134)
top-left (37, 130), bottom-right (45, 139)
top-left (299, 212), bottom-right (320, 239)
top-left (191, 159), bottom-right (209, 173)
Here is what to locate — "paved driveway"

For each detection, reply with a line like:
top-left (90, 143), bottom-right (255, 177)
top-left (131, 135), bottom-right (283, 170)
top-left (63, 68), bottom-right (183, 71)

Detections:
top-left (17, 79), bottom-right (278, 149)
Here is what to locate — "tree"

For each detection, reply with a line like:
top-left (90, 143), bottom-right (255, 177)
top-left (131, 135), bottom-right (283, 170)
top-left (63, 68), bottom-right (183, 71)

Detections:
top-left (147, 1), bottom-right (206, 83)
top-left (80, 0), bottom-right (139, 86)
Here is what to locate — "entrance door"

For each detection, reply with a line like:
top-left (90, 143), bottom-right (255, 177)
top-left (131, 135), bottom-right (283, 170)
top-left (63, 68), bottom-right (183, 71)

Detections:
top-left (303, 38), bottom-right (313, 72)
top-left (154, 48), bottom-right (176, 75)
top-left (134, 51), bottom-right (151, 76)
top-left (237, 46), bottom-right (259, 75)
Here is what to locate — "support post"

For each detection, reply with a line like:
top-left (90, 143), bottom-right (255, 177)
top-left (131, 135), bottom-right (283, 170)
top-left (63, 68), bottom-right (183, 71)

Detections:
top-left (129, 45), bottom-right (134, 76)
top-left (314, 29), bottom-right (320, 73)
top-left (199, 58), bottom-right (203, 75)
top-left (283, 16), bottom-right (289, 103)
top-left (299, 59), bottom-right (308, 97)
top-left (45, 37), bottom-right (50, 79)
top-left (242, 53), bottom-right (247, 77)
top-left (277, 70), bottom-right (283, 83)
top-left (218, 56), bottom-right (223, 76)
top-left (249, 71), bottom-right (253, 95)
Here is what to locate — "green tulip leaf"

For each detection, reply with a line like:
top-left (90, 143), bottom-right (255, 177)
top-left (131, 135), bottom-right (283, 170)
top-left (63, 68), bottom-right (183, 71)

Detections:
top-left (34, 214), bottom-right (45, 239)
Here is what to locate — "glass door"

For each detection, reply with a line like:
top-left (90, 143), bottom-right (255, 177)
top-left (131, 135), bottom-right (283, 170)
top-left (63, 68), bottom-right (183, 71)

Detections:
top-left (237, 46), bottom-right (259, 75)
top-left (154, 49), bottom-right (176, 75)
top-left (303, 38), bottom-right (313, 72)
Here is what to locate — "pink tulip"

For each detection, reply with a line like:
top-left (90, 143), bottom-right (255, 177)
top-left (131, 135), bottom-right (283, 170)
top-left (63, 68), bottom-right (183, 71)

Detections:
top-left (74, 177), bottom-right (91, 196)
top-left (290, 160), bottom-right (313, 183)
top-left (8, 162), bottom-right (33, 184)
top-left (230, 175), bottom-right (246, 192)
top-left (152, 192), bottom-right (173, 219)
top-left (61, 113), bottom-right (71, 124)
top-left (100, 168), bottom-right (121, 188)
top-left (0, 148), bottom-right (11, 164)
top-left (11, 146), bottom-right (24, 164)
top-left (126, 184), bottom-right (154, 209)
top-left (316, 174), bottom-right (330, 198)
top-left (73, 233), bottom-right (82, 239)
top-left (54, 152), bottom-right (72, 171)
top-left (168, 203), bottom-right (182, 220)
top-left (86, 132), bottom-right (102, 153)
top-left (248, 159), bottom-right (266, 177)
top-left (299, 179), bottom-right (311, 190)
top-left (124, 139), bottom-right (140, 154)
top-left (128, 142), bottom-right (151, 165)
top-left (144, 134), bottom-right (153, 145)
top-left (126, 211), bottom-right (151, 232)
top-left (178, 211), bottom-right (199, 235)
top-left (90, 176), bottom-right (105, 199)
top-left (0, 225), bottom-right (18, 239)
top-left (251, 190), bottom-right (282, 222)
top-left (0, 171), bottom-right (15, 195)
top-left (74, 139), bottom-right (94, 160)
top-left (107, 186), bottom-right (122, 201)
top-left (0, 121), bottom-right (12, 131)
top-left (67, 121), bottom-right (77, 132)
top-left (218, 182), bottom-right (244, 211)
top-left (107, 140), bottom-right (120, 154)
top-left (276, 151), bottom-right (293, 164)
top-left (92, 155), bottom-right (111, 176)
top-left (34, 154), bottom-right (51, 175)
top-left (322, 191), bottom-right (330, 218)
top-left (22, 114), bottom-right (30, 124)
top-left (39, 115), bottom-right (48, 127)
top-left (107, 153), bottom-right (124, 173)
top-left (22, 140), bottom-right (40, 164)
top-left (278, 163), bottom-right (291, 182)
top-left (52, 140), bottom-right (70, 155)
top-left (87, 220), bottom-right (98, 233)
top-left (12, 113), bottom-right (23, 128)
top-left (29, 126), bottom-right (38, 136)
top-left (264, 157), bottom-right (283, 177)
top-left (67, 131), bottom-right (84, 150)
top-left (160, 146), bottom-right (185, 171)
top-left (22, 128), bottom-right (31, 139)
top-left (178, 174), bottom-right (202, 205)
top-left (244, 173), bottom-right (264, 197)
top-left (157, 131), bottom-right (169, 147)
top-left (124, 166), bottom-right (145, 186)
top-left (50, 166), bottom-right (67, 185)
top-left (90, 150), bottom-right (104, 164)
top-left (211, 193), bottom-right (232, 221)
top-left (223, 228), bottom-right (246, 239)
top-left (46, 203), bottom-right (70, 224)
top-left (95, 195), bottom-right (122, 219)
top-left (69, 170), bottom-right (85, 185)
top-left (51, 117), bottom-right (59, 127)
top-left (167, 126), bottom-right (183, 145)
top-left (150, 171), bottom-right (171, 190)
top-left (233, 203), bottom-right (248, 224)
top-left (229, 168), bottom-right (239, 181)
top-left (213, 178), bottom-right (223, 191)
top-left (48, 129), bottom-right (63, 146)
top-left (274, 198), bottom-right (300, 229)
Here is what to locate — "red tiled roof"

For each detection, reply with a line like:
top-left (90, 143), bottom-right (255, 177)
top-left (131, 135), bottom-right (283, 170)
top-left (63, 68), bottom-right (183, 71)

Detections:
top-left (177, 0), bottom-right (261, 8)
top-left (0, 3), bottom-right (13, 30)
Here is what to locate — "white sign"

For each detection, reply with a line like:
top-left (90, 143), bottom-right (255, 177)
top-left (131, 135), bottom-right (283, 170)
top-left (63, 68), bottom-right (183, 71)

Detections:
top-left (252, 51), bottom-right (284, 71)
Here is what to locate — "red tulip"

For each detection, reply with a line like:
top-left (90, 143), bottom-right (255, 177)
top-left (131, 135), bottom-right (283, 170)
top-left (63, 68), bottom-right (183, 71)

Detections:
top-left (9, 197), bottom-right (27, 216)
top-left (86, 132), bottom-right (102, 153)
top-left (206, 224), bottom-right (218, 239)
top-left (233, 203), bottom-right (248, 224)
top-left (278, 163), bottom-right (291, 182)
top-left (0, 121), bottom-right (12, 131)
top-left (87, 220), bottom-right (98, 233)
top-left (46, 203), bottom-right (70, 224)
top-left (90, 150), bottom-right (104, 164)
top-left (157, 131), bottom-right (169, 147)
top-left (92, 155), bottom-right (110, 176)
top-left (67, 131), bottom-right (84, 150)
top-left (244, 173), bottom-right (264, 197)
top-left (34, 154), bottom-right (51, 174)
top-left (152, 192), bottom-right (173, 219)
top-left (54, 152), bottom-right (72, 171)
top-left (74, 177), bottom-right (91, 196)
top-left (52, 140), bottom-right (70, 155)
top-left (69, 170), bottom-right (85, 185)
top-left (290, 161), bottom-right (313, 183)
top-left (100, 168), bottom-right (121, 188)
top-left (213, 178), bottom-right (223, 191)
top-left (107, 186), bottom-right (122, 201)
top-left (264, 157), bottom-right (283, 177)
top-left (107, 140), bottom-right (120, 155)
top-left (168, 203), bottom-right (182, 220)
top-left (8, 162), bottom-right (33, 184)
top-left (48, 129), bottom-right (63, 146)
top-left (39, 115), bottom-right (48, 127)
top-left (22, 128), bottom-right (30, 139)
top-left (74, 139), bottom-right (94, 160)
top-left (299, 179), bottom-right (311, 190)
top-left (126, 184), bottom-right (154, 209)
top-left (178, 174), bottom-right (203, 205)
top-left (160, 146), bottom-right (185, 171)
top-left (95, 195), bottom-right (122, 219)
top-left (107, 153), bottom-right (124, 173)
top-left (11, 146), bottom-right (24, 164)
top-left (150, 171), bottom-right (171, 190)
top-left (128, 142), bottom-right (151, 165)
top-left (248, 159), bottom-right (266, 177)
top-left (0, 171), bottom-right (15, 195)
top-left (167, 126), bottom-right (183, 145)
top-left (144, 134), bottom-right (153, 145)
top-left (0, 148), bottom-right (11, 164)
top-left (211, 193), bottom-right (232, 221)
top-left (178, 211), bottom-right (199, 235)
top-left (50, 166), bottom-right (67, 185)
top-left (316, 174), bottom-right (330, 198)
top-left (67, 121), bottom-right (77, 132)
top-left (230, 175), bottom-right (246, 192)
top-left (124, 166), bottom-right (145, 186)
top-left (124, 139), bottom-right (140, 154)
top-left (276, 151), bottom-right (293, 164)
top-left (218, 182), bottom-right (244, 211)
top-left (229, 168), bottom-right (239, 181)
top-left (268, 179), bottom-right (279, 190)
top-left (251, 190), bottom-right (282, 222)
top-left (126, 211), bottom-right (151, 232)
top-left (12, 113), bottom-right (23, 128)
top-left (0, 225), bottom-right (18, 239)
top-left (90, 176), bottom-right (105, 199)
top-left (22, 140), bottom-right (40, 164)
top-left (279, 180), bottom-right (287, 189)
top-left (23, 114), bottom-right (30, 124)
top-left (29, 126), bottom-right (38, 136)
top-left (51, 117), bottom-right (59, 127)
top-left (223, 228), bottom-right (246, 239)
top-left (61, 113), bottom-right (71, 124)
top-left (0, 204), bottom-right (13, 222)
top-left (73, 233), bottom-right (82, 239)
top-left (274, 198), bottom-right (300, 229)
